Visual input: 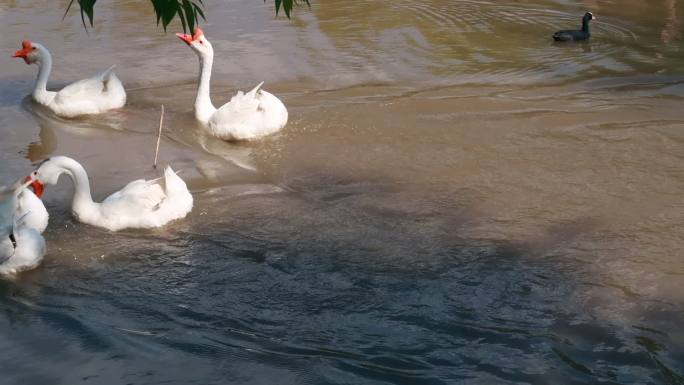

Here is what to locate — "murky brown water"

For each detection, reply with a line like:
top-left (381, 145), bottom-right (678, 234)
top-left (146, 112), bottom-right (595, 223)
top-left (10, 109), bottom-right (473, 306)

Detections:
top-left (0, 0), bottom-right (683, 384)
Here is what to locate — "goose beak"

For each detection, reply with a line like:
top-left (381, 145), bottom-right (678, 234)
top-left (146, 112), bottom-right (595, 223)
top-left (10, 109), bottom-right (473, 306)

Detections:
top-left (12, 40), bottom-right (32, 64)
top-left (23, 176), bottom-right (44, 198)
top-left (176, 27), bottom-right (203, 45)
top-left (176, 33), bottom-right (193, 45)
top-left (12, 48), bottom-right (30, 64)
top-left (11, 49), bottom-right (27, 58)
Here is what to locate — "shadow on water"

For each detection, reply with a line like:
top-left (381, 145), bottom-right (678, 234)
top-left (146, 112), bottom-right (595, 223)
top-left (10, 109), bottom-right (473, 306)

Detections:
top-left (0, 171), bottom-right (682, 385)
top-left (1, 78), bottom-right (682, 385)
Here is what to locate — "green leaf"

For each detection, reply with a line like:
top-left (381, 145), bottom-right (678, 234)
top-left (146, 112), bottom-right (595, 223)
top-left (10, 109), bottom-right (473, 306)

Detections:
top-left (151, 0), bottom-right (164, 25)
top-left (273, 0), bottom-right (304, 19)
top-left (283, 0), bottom-right (293, 18)
top-left (182, 0), bottom-right (195, 32)
top-left (82, 0), bottom-right (96, 26)
top-left (176, 2), bottom-right (187, 33)
top-left (63, 0), bottom-right (96, 30)
top-left (193, 2), bottom-right (205, 21)
top-left (160, 0), bottom-right (177, 30)
top-left (62, 0), bottom-right (309, 33)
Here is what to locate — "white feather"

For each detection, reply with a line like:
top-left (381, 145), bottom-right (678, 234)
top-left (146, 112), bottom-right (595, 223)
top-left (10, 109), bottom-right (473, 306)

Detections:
top-left (0, 179), bottom-right (48, 275)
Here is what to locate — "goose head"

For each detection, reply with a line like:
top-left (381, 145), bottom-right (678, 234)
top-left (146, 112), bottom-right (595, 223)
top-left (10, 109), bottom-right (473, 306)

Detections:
top-left (25, 158), bottom-right (65, 198)
top-left (176, 28), bottom-right (213, 58)
top-left (12, 40), bottom-right (46, 65)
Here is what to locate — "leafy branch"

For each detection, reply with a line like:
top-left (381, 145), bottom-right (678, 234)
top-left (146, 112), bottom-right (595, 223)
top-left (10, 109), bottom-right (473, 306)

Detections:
top-left (272, 0), bottom-right (310, 18)
top-left (64, 0), bottom-right (309, 32)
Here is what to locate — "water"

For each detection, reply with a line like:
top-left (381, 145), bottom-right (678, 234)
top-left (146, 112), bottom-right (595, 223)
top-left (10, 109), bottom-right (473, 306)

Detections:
top-left (0, 0), bottom-right (683, 383)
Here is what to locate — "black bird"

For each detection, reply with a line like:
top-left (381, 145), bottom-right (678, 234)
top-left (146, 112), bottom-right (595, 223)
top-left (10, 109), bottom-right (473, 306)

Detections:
top-left (553, 12), bottom-right (596, 42)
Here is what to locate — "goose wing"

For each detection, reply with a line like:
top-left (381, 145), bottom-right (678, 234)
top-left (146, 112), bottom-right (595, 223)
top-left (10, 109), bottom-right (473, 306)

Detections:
top-left (54, 66), bottom-right (117, 102)
top-left (211, 82), bottom-right (264, 126)
top-left (102, 178), bottom-right (167, 213)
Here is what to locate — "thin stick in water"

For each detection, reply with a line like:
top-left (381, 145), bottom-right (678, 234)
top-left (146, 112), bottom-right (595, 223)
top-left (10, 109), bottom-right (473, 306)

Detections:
top-left (153, 104), bottom-right (164, 169)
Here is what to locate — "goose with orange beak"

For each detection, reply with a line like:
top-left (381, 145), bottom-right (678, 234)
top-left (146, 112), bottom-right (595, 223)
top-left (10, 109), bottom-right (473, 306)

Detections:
top-left (26, 156), bottom-right (192, 232)
top-left (11, 40), bottom-right (126, 118)
top-left (18, 174), bottom-right (48, 232)
top-left (1, 175), bottom-right (47, 235)
top-left (175, 28), bottom-right (288, 141)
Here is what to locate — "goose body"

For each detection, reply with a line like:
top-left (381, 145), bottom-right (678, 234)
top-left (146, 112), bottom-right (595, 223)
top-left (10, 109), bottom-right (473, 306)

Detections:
top-left (0, 224), bottom-right (46, 276)
top-left (553, 12), bottom-right (596, 42)
top-left (15, 186), bottom-right (49, 233)
top-left (176, 28), bottom-right (288, 141)
top-left (0, 179), bottom-right (48, 275)
top-left (28, 156), bottom-right (193, 231)
top-left (0, 178), bottom-right (48, 235)
top-left (12, 40), bottom-right (126, 118)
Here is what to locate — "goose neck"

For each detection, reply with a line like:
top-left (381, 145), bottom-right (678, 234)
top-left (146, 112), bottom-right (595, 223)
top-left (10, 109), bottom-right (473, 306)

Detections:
top-left (195, 52), bottom-right (216, 123)
top-left (33, 48), bottom-right (54, 104)
top-left (57, 158), bottom-right (97, 216)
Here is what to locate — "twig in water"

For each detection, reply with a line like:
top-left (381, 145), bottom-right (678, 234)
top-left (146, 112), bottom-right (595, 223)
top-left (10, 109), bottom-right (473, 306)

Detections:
top-left (153, 105), bottom-right (164, 169)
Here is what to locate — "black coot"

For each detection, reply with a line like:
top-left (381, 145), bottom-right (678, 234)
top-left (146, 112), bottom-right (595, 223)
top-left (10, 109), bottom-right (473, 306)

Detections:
top-left (553, 12), bottom-right (596, 41)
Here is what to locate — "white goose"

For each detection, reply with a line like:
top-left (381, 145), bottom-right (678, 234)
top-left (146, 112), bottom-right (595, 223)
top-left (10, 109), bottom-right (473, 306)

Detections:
top-left (12, 40), bottom-right (126, 118)
top-left (0, 179), bottom-right (48, 275)
top-left (0, 217), bottom-right (47, 276)
top-left (0, 177), bottom-right (48, 235)
top-left (176, 28), bottom-right (288, 141)
top-left (27, 156), bottom-right (192, 232)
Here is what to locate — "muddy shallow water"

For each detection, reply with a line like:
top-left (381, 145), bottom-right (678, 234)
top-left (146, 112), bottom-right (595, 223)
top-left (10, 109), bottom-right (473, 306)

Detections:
top-left (0, 0), bottom-right (683, 384)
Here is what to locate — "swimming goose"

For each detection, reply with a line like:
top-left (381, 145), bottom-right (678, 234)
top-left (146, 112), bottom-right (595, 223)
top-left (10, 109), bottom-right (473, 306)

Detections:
top-left (27, 156), bottom-right (193, 231)
top-left (0, 177), bottom-right (48, 235)
top-left (176, 28), bottom-right (288, 141)
top-left (12, 40), bottom-right (126, 117)
top-left (0, 179), bottom-right (47, 275)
